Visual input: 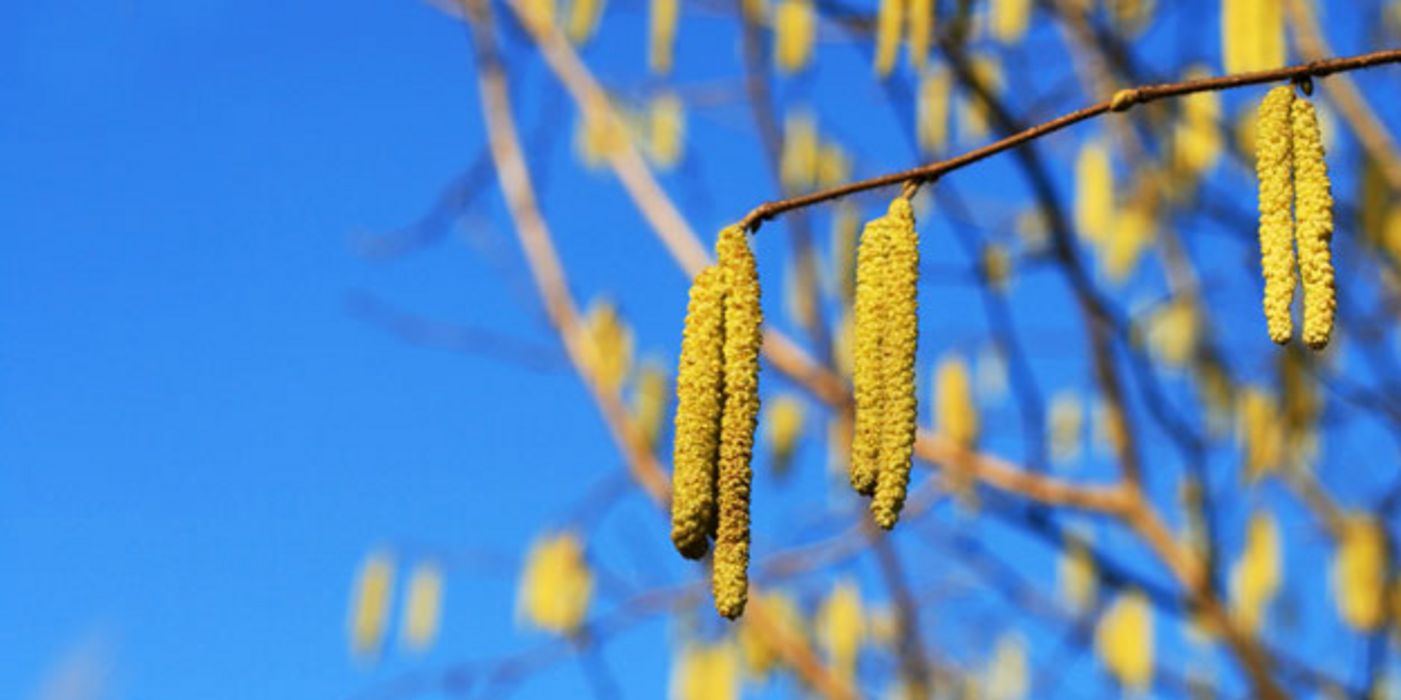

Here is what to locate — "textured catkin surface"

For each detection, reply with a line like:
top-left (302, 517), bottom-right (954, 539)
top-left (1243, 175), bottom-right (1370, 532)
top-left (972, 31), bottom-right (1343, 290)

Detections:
top-left (1255, 85), bottom-right (1296, 344)
top-left (669, 265), bottom-right (725, 559)
top-left (870, 198), bottom-right (920, 530)
top-left (1291, 99), bottom-right (1336, 350)
top-left (851, 212), bottom-right (892, 496)
top-left (713, 225), bottom-right (762, 619)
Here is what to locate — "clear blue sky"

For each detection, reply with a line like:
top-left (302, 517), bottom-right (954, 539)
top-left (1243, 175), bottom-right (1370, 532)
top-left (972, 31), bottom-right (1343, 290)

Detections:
top-left (3, 1), bottom-right (1398, 699)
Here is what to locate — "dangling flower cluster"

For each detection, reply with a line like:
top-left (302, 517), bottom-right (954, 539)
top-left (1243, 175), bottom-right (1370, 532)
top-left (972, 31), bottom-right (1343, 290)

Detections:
top-left (670, 225), bottom-right (763, 619)
top-left (1254, 84), bottom-right (1336, 348)
top-left (850, 196), bottom-right (921, 529)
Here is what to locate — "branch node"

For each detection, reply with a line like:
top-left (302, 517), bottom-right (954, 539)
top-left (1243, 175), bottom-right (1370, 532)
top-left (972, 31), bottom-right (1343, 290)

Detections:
top-left (1108, 88), bottom-right (1138, 112)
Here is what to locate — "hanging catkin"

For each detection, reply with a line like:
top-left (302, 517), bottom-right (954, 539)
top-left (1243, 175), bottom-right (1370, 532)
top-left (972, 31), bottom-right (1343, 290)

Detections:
top-left (670, 265), bottom-right (725, 559)
top-left (851, 206), bottom-right (892, 495)
top-left (713, 224), bottom-right (763, 619)
top-left (874, 0), bottom-right (905, 77)
top-left (1290, 98), bottom-right (1336, 350)
top-left (1255, 85), bottom-right (1296, 345)
top-left (871, 197), bottom-right (920, 530)
top-left (906, 0), bottom-right (932, 68)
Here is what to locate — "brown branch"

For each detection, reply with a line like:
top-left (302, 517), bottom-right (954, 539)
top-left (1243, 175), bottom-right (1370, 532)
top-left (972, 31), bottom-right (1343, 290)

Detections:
top-left (738, 47), bottom-right (1401, 230)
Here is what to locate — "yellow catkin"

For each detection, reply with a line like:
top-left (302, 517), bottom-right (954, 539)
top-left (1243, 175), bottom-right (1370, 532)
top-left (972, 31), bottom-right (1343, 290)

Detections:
top-left (672, 642), bottom-right (739, 700)
top-left (957, 55), bottom-right (1003, 141)
top-left (1238, 387), bottom-right (1283, 481)
top-left (401, 562), bottom-right (443, 651)
top-left (990, 0), bottom-right (1031, 44)
top-left (518, 532), bottom-right (594, 634)
top-left (583, 298), bottom-right (633, 393)
top-left (817, 579), bottom-right (865, 682)
top-left (1222, 0), bottom-right (1284, 74)
top-left (1229, 510), bottom-right (1282, 634)
top-left (872, 198), bottom-right (920, 530)
top-left (774, 0), bottom-right (815, 74)
top-left (1256, 85), bottom-right (1296, 344)
top-left (985, 633), bottom-right (1028, 700)
top-left (347, 550), bottom-right (394, 660)
top-left (1074, 139), bottom-right (1113, 244)
top-left (1291, 98), bottom-right (1336, 349)
top-left (737, 591), bottom-right (804, 678)
top-left (1059, 535), bottom-right (1097, 614)
top-left (779, 111), bottom-right (819, 193)
top-left (1334, 515), bottom-right (1389, 631)
top-left (1172, 66), bottom-right (1223, 178)
top-left (648, 93), bottom-right (686, 169)
top-left (714, 225), bottom-right (763, 619)
top-left (1096, 589), bottom-right (1154, 691)
top-left (917, 69), bottom-right (952, 154)
top-left (816, 141), bottom-right (851, 188)
top-left (632, 360), bottom-right (669, 449)
top-left (670, 266), bottom-right (725, 559)
top-left (1048, 391), bottom-right (1083, 465)
top-left (906, 0), bottom-right (932, 68)
top-left (764, 393), bottom-right (805, 475)
top-left (649, 0), bottom-right (679, 76)
top-left (874, 0), bottom-right (904, 77)
top-left (566, 0), bottom-right (604, 43)
top-left (936, 354), bottom-right (979, 449)
top-left (851, 208), bottom-right (893, 495)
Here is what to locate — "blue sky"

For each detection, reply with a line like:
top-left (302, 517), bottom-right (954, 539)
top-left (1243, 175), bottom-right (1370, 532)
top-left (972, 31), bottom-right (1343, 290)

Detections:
top-left (3, 1), bottom-right (1399, 698)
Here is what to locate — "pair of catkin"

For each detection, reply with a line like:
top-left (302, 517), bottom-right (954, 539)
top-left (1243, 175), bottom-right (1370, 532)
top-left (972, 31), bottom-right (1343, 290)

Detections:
top-left (1256, 84), bottom-right (1336, 349)
top-left (851, 197), bottom-right (921, 530)
top-left (670, 225), bottom-right (762, 619)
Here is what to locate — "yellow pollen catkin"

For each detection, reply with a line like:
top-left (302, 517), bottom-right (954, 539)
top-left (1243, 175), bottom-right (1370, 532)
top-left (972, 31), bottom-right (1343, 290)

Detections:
top-left (648, 0), bottom-right (679, 76)
top-left (1291, 98), bottom-right (1336, 350)
top-left (1255, 85), bottom-right (1296, 345)
top-left (917, 69), bottom-right (951, 155)
top-left (1222, 0), bottom-right (1284, 74)
top-left (566, 0), bottom-right (604, 43)
top-left (400, 562), bottom-right (443, 652)
top-left (851, 208), bottom-right (893, 496)
top-left (1333, 515), bottom-right (1388, 631)
top-left (518, 532), bottom-right (594, 634)
top-left (872, 197), bottom-right (920, 530)
top-left (670, 266), bottom-right (725, 559)
top-left (773, 0), bottom-right (815, 74)
top-left (906, 0), bottom-right (932, 68)
top-left (874, 0), bottom-right (905, 77)
top-left (347, 550), bottom-right (395, 661)
top-left (714, 224), bottom-right (763, 619)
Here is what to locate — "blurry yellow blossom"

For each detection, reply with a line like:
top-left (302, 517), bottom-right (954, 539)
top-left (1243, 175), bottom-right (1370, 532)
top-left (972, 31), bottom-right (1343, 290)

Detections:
top-left (780, 111), bottom-right (819, 192)
top-left (935, 354), bottom-right (979, 449)
top-left (1172, 66), bottom-right (1223, 178)
top-left (817, 579), bottom-right (865, 680)
top-left (738, 591), bottom-right (805, 679)
top-left (1146, 297), bottom-right (1199, 367)
top-left (1333, 515), bottom-right (1389, 631)
top-left (671, 642), bottom-right (739, 700)
top-left (874, 0), bottom-right (905, 77)
top-left (774, 0), bottom-right (815, 73)
top-left (764, 393), bottom-right (806, 475)
top-left (1075, 139), bottom-right (1113, 243)
top-left (1237, 387), bottom-right (1283, 481)
top-left (517, 532), bottom-right (593, 634)
top-left (957, 55), bottom-right (1002, 141)
top-left (918, 69), bottom-right (951, 154)
top-left (990, 0), bottom-right (1031, 43)
top-left (401, 562), bottom-right (443, 652)
top-left (1060, 535), bottom-right (1098, 615)
top-left (1049, 391), bottom-right (1083, 466)
top-left (1229, 511), bottom-right (1282, 634)
top-left (630, 360), bottom-right (669, 449)
top-left (985, 633), bottom-right (1028, 700)
top-left (575, 96), bottom-right (628, 170)
top-left (817, 141), bottom-right (852, 188)
top-left (1096, 589), bottom-right (1154, 691)
top-left (348, 550), bottom-right (395, 660)
top-left (647, 93), bottom-right (686, 169)
top-left (581, 298), bottom-right (634, 393)
top-left (1222, 0), bottom-right (1284, 74)
top-left (649, 0), bottom-right (679, 75)
top-left (566, 0), bottom-right (604, 43)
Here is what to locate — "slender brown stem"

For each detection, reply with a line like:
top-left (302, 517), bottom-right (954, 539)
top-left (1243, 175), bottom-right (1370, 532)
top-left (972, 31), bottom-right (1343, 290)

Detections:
top-left (738, 47), bottom-right (1401, 230)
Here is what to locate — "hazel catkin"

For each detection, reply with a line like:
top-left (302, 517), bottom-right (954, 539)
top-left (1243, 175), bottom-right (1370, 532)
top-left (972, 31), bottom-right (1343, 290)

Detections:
top-left (851, 207), bottom-right (892, 496)
top-left (714, 224), bottom-right (763, 619)
top-left (1290, 98), bottom-right (1336, 350)
top-left (670, 265), bottom-right (725, 560)
top-left (1255, 85), bottom-right (1296, 345)
top-left (871, 197), bottom-right (920, 530)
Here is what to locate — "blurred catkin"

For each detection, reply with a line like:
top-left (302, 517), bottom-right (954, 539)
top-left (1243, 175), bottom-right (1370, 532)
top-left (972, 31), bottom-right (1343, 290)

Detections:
top-left (1333, 515), bottom-right (1388, 630)
top-left (566, 0), bottom-right (604, 43)
top-left (1290, 98), bottom-right (1336, 349)
top-left (670, 265), bottom-right (725, 559)
top-left (714, 225), bottom-right (762, 619)
top-left (773, 0), bottom-right (814, 73)
top-left (518, 532), bottom-right (594, 634)
top-left (871, 197), bottom-right (920, 530)
top-left (347, 550), bottom-right (395, 660)
top-left (400, 562), bottom-right (443, 652)
top-left (874, 0), bottom-right (903, 77)
top-left (1255, 85), bottom-right (1296, 344)
top-left (851, 207), bottom-right (892, 496)
top-left (906, 0), bottom-right (932, 68)
top-left (648, 0), bottom-right (679, 75)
